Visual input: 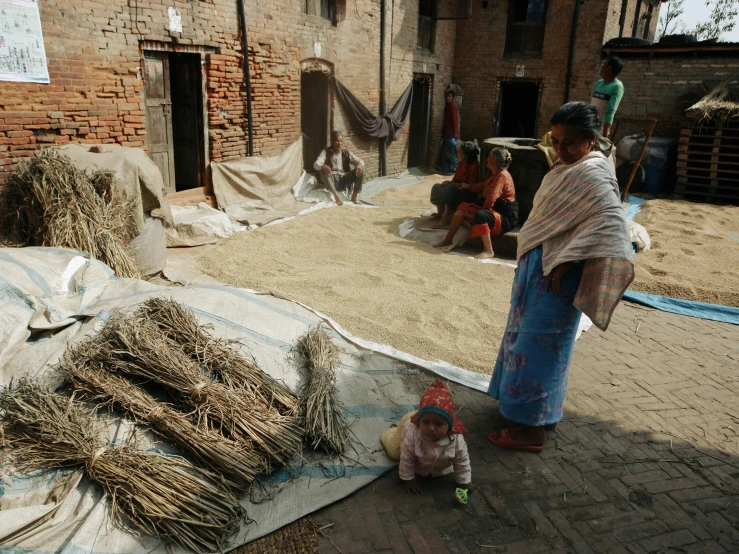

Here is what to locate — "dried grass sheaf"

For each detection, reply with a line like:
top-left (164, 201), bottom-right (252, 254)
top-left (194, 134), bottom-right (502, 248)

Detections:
top-left (0, 379), bottom-right (243, 553)
top-left (66, 308), bottom-right (303, 467)
top-left (298, 329), bottom-right (351, 455)
top-left (0, 149), bottom-right (140, 278)
top-left (138, 297), bottom-right (300, 416)
top-left (58, 358), bottom-right (267, 493)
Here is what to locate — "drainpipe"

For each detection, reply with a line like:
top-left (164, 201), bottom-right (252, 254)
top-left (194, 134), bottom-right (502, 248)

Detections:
top-left (642, 3), bottom-right (654, 40)
top-left (379, 0), bottom-right (387, 176)
top-left (632, 0), bottom-right (643, 37)
top-left (618, 0), bottom-right (629, 37)
top-left (564, 0), bottom-right (583, 104)
top-left (237, 0), bottom-right (254, 156)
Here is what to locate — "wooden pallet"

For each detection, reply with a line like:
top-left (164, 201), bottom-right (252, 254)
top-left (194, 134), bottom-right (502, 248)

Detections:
top-left (675, 115), bottom-right (739, 204)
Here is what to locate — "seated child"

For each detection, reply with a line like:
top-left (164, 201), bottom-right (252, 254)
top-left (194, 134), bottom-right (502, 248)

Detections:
top-left (381, 378), bottom-right (475, 495)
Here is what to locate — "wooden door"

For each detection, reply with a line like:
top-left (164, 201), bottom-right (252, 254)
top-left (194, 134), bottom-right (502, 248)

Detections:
top-left (144, 52), bottom-right (176, 193)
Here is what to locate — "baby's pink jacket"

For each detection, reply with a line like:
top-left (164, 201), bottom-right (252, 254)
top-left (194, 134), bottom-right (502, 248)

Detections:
top-left (398, 419), bottom-right (471, 484)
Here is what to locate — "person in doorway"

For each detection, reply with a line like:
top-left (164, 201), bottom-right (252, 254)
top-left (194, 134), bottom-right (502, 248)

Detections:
top-left (487, 102), bottom-right (634, 452)
top-left (441, 90), bottom-right (460, 175)
top-left (433, 147), bottom-right (518, 259)
top-left (429, 141), bottom-right (480, 222)
top-left (591, 56), bottom-right (625, 139)
top-left (314, 130), bottom-right (365, 205)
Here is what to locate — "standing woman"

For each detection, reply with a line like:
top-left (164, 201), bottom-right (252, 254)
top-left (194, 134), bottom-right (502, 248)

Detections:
top-left (487, 102), bottom-right (634, 452)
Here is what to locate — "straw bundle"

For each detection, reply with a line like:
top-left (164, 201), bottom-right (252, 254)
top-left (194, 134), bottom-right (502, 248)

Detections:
top-left (58, 355), bottom-right (267, 493)
top-left (0, 149), bottom-right (140, 278)
top-left (0, 379), bottom-right (243, 553)
top-left (74, 312), bottom-right (303, 466)
top-left (299, 329), bottom-right (350, 455)
top-left (688, 81), bottom-right (739, 124)
top-left (138, 297), bottom-right (300, 415)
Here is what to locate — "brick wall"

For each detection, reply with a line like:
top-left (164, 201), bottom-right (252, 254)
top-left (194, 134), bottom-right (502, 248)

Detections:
top-left (453, 0), bottom-right (613, 143)
top-left (0, 0), bottom-right (247, 184)
top-left (606, 53), bottom-right (739, 138)
top-left (603, 0), bottom-right (660, 42)
top-left (453, 0), bottom-right (661, 145)
top-left (0, 0), bottom-right (458, 185)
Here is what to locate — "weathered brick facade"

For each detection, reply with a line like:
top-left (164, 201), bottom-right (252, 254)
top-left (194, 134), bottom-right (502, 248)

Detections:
top-left (453, 0), bottom-right (660, 143)
top-left (0, 0), bottom-right (670, 187)
top-left (0, 0), bottom-right (462, 185)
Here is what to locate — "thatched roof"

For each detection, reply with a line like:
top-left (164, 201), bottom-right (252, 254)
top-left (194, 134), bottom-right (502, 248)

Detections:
top-left (687, 81), bottom-right (739, 122)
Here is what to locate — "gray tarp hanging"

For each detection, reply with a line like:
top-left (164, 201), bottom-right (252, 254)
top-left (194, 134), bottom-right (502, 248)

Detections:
top-left (334, 80), bottom-right (413, 142)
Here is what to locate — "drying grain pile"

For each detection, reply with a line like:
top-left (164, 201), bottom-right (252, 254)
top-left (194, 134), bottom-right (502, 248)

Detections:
top-left (632, 199), bottom-right (739, 306)
top-left (372, 175), bottom-right (439, 207)
top-left (198, 206), bottom-right (514, 374)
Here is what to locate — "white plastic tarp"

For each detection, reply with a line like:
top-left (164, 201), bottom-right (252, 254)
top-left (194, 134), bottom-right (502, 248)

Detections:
top-left (166, 202), bottom-right (247, 247)
top-left (0, 247), bottom-right (487, 553)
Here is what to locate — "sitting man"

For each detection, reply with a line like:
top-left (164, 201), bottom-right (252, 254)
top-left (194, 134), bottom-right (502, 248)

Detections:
top-left (429, 141), bottom-right (480, 224)
top-left (314, 130), bottom-right (365, 205)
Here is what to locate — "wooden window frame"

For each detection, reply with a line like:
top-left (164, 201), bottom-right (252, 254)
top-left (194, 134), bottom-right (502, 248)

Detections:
top-left (304, 0), bottom-right (336, 24)
top-left (417, 0), bottom-right (437, 54)
top-left (504, 0), bottom-right (548, 59)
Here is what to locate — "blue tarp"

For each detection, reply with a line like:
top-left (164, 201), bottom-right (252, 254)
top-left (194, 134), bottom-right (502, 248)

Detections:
top-left (624, 195), bottom-right (739, 326)
top-left (623, 290), bottom-right (739, 325)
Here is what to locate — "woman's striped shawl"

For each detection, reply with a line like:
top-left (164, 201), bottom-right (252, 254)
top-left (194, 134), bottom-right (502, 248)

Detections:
top-left (517, 151), bottom-right (635, 331)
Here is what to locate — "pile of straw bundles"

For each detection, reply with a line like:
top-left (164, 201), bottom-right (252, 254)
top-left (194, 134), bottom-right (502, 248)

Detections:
top-left (61, 299), bottom-right (303, 467)
top-left (0, 379), bottom-right (243, 553)
top-left (139, 297), bottom-right (300, 416)
top-left (299, 329), bottom-right (351, 455)
top-left (59, 361), bottom-right (266, 493)
top-left (0, 149), bottom-right (140, 278)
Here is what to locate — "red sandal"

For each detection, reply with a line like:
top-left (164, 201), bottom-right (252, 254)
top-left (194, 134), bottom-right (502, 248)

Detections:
top-left (487, 428), bottom-right (545, 453)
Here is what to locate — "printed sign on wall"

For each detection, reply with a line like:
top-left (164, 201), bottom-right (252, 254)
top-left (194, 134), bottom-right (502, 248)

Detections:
top-left (0, 0), bottom-right (49, 83)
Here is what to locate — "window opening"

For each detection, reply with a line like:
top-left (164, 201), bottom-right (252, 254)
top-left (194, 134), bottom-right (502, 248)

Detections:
top-left (417, 0), bottom-right (437, 52)
top-left (504, 0), bottom-right (548, 57)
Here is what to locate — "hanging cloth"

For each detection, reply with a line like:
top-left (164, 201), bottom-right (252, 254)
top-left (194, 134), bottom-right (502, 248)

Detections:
top-left (334, 79), bottom-right (413, 142)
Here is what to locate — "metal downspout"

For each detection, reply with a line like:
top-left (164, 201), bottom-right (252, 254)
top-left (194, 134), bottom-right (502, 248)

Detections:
top-left (380, 0), bottom-right (387, 176)
top-left (564, 0), bottom-right (583, 104)
top-left (237, 0), bottom-right (254, 156)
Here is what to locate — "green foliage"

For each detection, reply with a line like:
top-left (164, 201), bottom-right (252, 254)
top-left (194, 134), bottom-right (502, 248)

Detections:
top-left (693, 0), bottom-right (739, 40)
top-left (657, 0), bottom-right (687, 40)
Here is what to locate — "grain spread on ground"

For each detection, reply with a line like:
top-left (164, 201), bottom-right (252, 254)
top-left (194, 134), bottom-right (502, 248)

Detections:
top-left (632, 199), bottom-right (739, 307)
top-left (371, 175), bottom-right (441, 206)
top-left (198, 206), bottom-right (514, 374)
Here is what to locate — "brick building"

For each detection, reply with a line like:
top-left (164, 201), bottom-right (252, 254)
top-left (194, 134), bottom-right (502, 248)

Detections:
top-left (604, 41), bottom-right (739, 138)
top-left (454, 0), bottom-right (660, 142)
top-left (0, 0), bottom-right (465, 190)
top-left (0, 0), bottom-right (661, 191)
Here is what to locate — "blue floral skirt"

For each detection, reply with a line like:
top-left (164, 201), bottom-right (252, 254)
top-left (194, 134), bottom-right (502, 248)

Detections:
top-left (487, 246), bottom-right (582, 426)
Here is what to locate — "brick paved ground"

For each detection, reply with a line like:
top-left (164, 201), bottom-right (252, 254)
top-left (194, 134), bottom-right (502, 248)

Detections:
top-left (313, 302), bottom-right (739, 553)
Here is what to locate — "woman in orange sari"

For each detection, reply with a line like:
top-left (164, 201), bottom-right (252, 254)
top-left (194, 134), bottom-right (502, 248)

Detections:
top-left (433, 147), bottom-right (518, 259)
top-left (429, 142), bottom-right (480, 222)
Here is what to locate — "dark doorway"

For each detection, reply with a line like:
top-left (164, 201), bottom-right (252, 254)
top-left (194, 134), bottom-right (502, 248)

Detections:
top-left (169, 53), bottom-right (204, 191)
top-left (408, 77), bottom-right (431, 168)
top-left (497, 81), bottom-right (539, 138)
top-left (301, 71), bottom-right (330, 172)
top-left (144, 51), bottom-right (204, 193)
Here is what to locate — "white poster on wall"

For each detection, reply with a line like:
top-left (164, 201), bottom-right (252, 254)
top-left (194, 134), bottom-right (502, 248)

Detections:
top-left (0, 0), bottom-right (49, 83)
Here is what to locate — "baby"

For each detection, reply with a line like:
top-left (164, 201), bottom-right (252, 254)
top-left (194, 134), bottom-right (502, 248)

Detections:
top-left (382, 378), bottom-right (475, 495)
